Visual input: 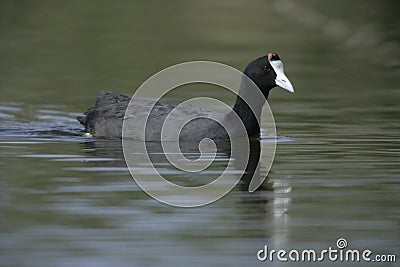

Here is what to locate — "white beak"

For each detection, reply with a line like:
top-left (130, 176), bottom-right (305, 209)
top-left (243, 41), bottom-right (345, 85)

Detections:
top-left (270, 60), bottom-right (294, 93)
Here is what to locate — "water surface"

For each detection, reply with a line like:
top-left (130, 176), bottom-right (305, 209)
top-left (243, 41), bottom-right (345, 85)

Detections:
top-left (1, 0), bottom-right (399, 266)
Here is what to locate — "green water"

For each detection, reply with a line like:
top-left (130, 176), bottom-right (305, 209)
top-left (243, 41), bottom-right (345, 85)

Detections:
top-left (1, 0), bottom-right (399, 266)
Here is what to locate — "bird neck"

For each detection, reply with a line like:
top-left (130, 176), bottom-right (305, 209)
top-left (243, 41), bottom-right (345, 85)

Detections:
top-left (229, 78), bottom-right (268, 137)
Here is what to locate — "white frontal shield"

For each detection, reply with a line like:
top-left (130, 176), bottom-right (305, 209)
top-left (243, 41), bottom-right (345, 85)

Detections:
top-left (270, 60), bottom-right (294, 93)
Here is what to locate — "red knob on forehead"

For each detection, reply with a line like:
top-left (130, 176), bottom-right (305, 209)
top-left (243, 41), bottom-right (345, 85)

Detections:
top-left (268, 53), bottom-right (281, 61)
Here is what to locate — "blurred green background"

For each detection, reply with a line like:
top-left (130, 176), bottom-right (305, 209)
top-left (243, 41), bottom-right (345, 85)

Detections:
top-left (1, 0), bottom-right (398, 108)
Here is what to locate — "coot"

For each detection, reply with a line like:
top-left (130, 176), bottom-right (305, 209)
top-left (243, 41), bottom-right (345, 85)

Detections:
top-left (77, 53), bottom-right (294, 140)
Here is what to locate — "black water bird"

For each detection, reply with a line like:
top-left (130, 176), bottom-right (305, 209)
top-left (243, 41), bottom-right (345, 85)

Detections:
top-left (78, 53), bottom-right (294, 140)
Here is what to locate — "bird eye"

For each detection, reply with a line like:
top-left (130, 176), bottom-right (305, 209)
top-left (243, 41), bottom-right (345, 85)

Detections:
top-left (263, 65), bottom-right (270, 71)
